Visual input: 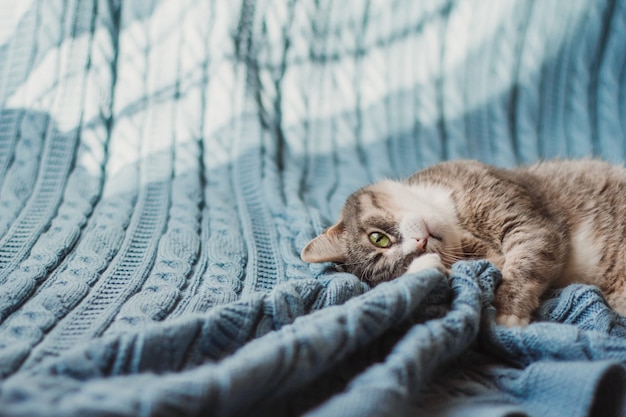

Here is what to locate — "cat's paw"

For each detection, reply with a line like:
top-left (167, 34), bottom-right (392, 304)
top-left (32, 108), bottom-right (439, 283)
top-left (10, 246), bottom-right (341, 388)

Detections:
top-left (407, 253), bottom-right (448, 275)
top-left (496, 314), bottom-right (530, 327)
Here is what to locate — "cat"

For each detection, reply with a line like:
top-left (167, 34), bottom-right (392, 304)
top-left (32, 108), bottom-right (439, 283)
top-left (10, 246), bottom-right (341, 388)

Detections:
top-left (301, 159), bottom-right (626, 327)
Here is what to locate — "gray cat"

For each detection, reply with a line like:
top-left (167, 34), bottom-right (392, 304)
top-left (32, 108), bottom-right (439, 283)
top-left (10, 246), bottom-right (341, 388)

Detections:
top-left (301, 159), bottom-right (626, 327)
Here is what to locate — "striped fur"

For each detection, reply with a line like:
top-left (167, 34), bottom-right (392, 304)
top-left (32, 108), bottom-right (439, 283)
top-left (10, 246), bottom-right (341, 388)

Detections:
top-left (302, 159), bottom-right (626, 326)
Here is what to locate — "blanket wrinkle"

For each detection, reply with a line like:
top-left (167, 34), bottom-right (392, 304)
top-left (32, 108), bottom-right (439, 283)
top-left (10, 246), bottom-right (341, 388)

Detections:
top-left (303, 263), bottom-right (487, 417)
top-left (1, 266), bottom-right (449, 416)
top-left (1, 1), bottom-right (626, 416)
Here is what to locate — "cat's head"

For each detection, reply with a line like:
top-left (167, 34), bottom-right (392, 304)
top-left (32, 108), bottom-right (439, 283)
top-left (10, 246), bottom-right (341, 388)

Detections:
top-left (301, 180), bottom-right (462, 283)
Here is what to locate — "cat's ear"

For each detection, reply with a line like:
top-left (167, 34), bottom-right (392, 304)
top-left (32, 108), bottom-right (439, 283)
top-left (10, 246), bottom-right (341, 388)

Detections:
top-left (301, 223), bottom-right (346, 263)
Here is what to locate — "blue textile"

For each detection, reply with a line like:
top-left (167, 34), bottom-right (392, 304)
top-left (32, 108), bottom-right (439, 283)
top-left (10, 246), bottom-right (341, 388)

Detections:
top-left (0, 1), bottom-right (625, 416)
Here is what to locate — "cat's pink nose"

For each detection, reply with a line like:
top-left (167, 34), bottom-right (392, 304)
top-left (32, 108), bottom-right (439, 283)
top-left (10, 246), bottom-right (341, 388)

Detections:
top-left (414, 237), bottom-right (427, 252)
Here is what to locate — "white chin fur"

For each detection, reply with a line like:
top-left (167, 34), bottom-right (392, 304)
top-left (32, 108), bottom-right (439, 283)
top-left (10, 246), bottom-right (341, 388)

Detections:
top-left (407, 253), bottom-right (447, 275)
top-left (496, 314), bottom-right (530, 327)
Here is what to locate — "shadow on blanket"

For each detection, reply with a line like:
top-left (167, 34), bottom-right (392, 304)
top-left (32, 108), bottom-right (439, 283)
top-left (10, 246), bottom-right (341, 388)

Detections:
top-left (0, 104), bottom-right (625, 416)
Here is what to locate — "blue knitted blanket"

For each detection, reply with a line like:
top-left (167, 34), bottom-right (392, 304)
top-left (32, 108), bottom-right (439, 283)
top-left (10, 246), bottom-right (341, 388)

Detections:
top-left (1, 1), bottom-right (626, 416)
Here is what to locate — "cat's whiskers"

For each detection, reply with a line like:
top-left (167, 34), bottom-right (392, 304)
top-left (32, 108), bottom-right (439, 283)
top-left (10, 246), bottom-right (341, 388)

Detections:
top-left (438, 248), bottom-right (479, 257)
top-left (361, 268), bottom-right (379, 283)
top-left (435, 247), bottom-right (482, 266)
top-left (338, 259), bottom-right (374, 268)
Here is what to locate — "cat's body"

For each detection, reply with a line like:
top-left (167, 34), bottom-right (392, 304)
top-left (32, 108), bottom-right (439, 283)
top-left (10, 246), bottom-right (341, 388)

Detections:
top-left (301, 159), bottom-right (626, 326)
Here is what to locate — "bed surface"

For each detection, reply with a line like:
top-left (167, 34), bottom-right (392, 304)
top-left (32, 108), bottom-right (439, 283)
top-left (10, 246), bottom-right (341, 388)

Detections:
top-left (0, 1), bottom-right (625, 416)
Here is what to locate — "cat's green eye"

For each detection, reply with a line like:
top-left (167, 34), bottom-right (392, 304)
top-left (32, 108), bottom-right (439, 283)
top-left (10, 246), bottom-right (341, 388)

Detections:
top-left (369, 232), bottom-right (391, 248)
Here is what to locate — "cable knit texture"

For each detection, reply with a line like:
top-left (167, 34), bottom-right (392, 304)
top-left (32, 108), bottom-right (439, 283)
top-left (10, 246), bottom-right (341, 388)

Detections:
top-left (0, 1), bottom-right (625, 416)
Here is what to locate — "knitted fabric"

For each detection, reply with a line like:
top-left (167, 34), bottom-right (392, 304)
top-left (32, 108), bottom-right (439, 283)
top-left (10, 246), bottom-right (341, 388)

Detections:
top-left (0, 1), bottom-right (625, 416)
